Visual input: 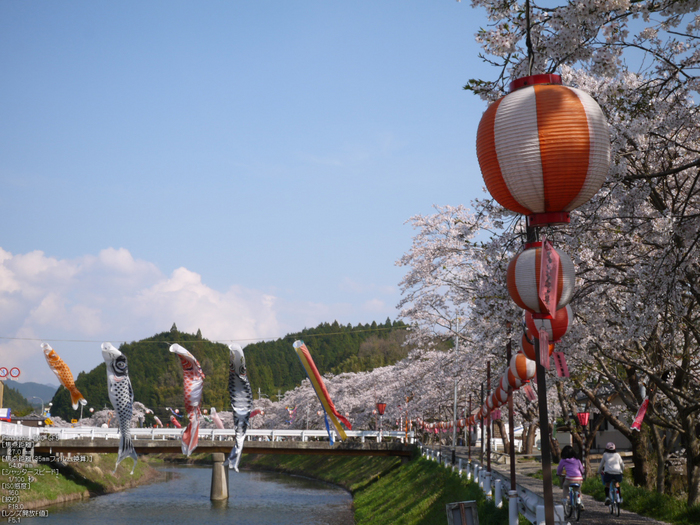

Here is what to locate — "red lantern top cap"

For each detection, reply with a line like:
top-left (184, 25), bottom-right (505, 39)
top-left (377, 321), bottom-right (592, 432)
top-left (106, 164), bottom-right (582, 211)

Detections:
top-left (509, 74), bottom-right (563, 93)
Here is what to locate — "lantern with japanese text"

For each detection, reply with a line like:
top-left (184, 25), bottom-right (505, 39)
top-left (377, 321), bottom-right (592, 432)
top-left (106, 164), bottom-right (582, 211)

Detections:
top-left (476, 74), bottom-right (611, 227)
top-left (507, 242), bottom-right (575, 315)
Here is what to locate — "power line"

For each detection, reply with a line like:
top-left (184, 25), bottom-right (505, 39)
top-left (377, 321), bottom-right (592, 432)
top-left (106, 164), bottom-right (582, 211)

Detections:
top-left (0, 325), bottom-right (405, 346)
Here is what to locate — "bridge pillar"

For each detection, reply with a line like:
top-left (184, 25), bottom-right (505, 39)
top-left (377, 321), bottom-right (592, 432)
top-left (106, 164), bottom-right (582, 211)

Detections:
top-left (210, 453), bottom-right (229, 501)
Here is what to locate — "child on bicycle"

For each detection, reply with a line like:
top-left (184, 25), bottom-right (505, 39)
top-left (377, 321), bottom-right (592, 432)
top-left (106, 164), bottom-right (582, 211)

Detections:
top-left (557, 445), bottom-right (585, 505)
top-left (597, 442), bottom-right (624, 505)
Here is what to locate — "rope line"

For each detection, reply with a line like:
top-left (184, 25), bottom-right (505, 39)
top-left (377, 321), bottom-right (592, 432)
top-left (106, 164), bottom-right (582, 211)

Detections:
top-left (0, 325), bottom-right (404, 346)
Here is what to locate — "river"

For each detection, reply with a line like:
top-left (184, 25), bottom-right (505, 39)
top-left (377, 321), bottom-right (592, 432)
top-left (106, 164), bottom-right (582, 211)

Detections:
top-left (43, 466), bottom-right (354, 524)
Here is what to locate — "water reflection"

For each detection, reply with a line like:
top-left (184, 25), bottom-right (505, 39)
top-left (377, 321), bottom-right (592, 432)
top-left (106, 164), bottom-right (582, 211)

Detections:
top-left (42, 466), bottom-right (353, 525)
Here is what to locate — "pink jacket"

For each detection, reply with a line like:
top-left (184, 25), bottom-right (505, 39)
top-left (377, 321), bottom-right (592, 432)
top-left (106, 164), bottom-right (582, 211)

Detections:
top-left (557, 458), bottom-right (584, 479)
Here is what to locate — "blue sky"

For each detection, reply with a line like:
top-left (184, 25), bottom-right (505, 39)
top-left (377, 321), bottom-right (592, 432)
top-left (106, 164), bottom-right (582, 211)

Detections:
top-left (1, 1), bottom-right (492, 384)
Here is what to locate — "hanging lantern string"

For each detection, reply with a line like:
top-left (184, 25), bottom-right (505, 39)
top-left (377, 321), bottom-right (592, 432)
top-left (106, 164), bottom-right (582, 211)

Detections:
top-left (525, 0), bottom-right (534, 76)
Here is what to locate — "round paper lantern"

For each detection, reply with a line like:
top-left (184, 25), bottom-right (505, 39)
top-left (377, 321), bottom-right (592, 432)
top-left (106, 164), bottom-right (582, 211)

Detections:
top-left (507, 369), bottom-right (524, 389)
top-left (488, 394), bottom-right (497, 410)
top-left (520, 333), bottom-right (555, 361)
top-left (476, 74), bottom-right (610, 226)
top-left (510, 352), bottom-right (536, 381)
top-left (507, 243), bottom-right (575, 314)
top-left (495, 387), bottom-right (509, 405)
top-left (500, 375), bottom-right (510, 393)
top-left (526, 305), bottom-right (573, 342)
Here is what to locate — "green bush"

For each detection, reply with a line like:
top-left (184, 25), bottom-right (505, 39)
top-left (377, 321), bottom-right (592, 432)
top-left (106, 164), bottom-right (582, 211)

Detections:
top-left (582, 475), bottom-right (700, 525)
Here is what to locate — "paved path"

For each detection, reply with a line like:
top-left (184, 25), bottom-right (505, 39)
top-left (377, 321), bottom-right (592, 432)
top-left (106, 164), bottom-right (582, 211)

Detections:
top-left (451, 449), bottom-right (671, 524)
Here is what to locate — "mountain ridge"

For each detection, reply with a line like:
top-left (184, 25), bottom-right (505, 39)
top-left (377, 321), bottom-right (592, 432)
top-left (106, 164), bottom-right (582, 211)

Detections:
top-left (49, 319), bottom-right (409, 421)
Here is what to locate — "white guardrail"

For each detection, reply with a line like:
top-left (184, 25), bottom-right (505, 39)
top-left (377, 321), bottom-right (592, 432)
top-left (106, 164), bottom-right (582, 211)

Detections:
top-left (0, 422), bottom-right (414, 444)
top-left (420, 446), bottom-right (567, 525)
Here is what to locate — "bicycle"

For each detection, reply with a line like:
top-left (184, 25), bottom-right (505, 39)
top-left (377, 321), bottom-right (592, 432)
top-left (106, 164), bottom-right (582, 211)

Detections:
top-left (563, 482), bottom-right (583, 521)
top-left (609, 482), bottom-right (621, 516)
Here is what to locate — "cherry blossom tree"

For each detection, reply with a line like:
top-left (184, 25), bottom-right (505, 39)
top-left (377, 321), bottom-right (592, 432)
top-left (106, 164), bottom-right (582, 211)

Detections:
top-left (395, 0), bottom-right (700, 504)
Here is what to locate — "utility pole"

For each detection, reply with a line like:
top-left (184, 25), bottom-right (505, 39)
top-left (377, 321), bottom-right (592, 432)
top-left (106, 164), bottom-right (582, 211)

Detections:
top-left (507, 326), bottom-right (516, 491)
top-left (468, 393), bottom-right (472, 465)
top-left (480, 384), bottom-right (484, 466)
top-left (527, 224), bottom-right (555, 525)
top-left (487, 360), bottom-right (491, 474)
top-left (452, 379), bottom-right (458, 449)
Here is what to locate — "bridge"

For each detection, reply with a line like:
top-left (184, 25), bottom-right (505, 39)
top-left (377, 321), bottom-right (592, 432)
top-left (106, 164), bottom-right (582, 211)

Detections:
top-left (1, 423), bottom-right (416, 501)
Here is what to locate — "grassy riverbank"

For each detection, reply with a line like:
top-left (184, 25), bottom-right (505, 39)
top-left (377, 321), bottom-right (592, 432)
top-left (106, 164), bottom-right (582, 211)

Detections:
top-left (246, 453), bottom-right (526, 525)
top-left (0, 454), bottom-right (164, 511)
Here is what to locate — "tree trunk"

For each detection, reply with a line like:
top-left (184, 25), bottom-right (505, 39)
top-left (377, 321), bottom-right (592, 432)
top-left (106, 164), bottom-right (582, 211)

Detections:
top-left (495, 419), bottom-right (510, 454)
top-left (682, 414), bottom-right (700, 506)
top-left (549, 423), bottom-right (561, 463)
top-left (628, 426), bottom-right (654, 490)
top-left (650, 424), bottom-right (666, 494)
top-left (524, 423), bottom-right (538, 454)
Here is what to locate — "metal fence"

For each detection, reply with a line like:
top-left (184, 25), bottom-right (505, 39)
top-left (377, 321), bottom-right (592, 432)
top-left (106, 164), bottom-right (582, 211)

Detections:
top-left (420, 446), bottom-right (567, 525)
top-left (0, 422), bottom-right (414, 444)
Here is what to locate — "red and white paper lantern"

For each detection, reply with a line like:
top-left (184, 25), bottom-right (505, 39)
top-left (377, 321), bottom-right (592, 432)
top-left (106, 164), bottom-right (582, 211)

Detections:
top-left (526, 305), bottom-right (573, 342)
top-left (495, 387), bottom-right (509, 405)
top-left (520, 333), bottom-right (555, 361)
top-left (510, 352), bottom-right (536, 381)
top-left (507, 243), bottom-right (575, 314)
top-left (476, 74), bottom-right (610, 227)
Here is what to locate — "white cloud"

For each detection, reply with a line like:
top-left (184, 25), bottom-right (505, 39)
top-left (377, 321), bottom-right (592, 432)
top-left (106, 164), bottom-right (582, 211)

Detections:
top-left (0, 247), bottom-right (402, 385)
top-left (363, 298), bottom-right (386, 313)
top-left (339, 277), bottom-right (395, 296)
top-left (0, 247), bottom-right (283, 384)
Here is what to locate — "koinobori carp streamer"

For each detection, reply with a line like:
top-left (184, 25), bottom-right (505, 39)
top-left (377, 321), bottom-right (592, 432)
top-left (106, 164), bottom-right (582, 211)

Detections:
top-left (101, 342), bottom-right (137, 474)
top-left (41, 343), bottom-right (87, 410)
top-left (293, 340), bottom-right (351, 443)
top-left (169, 344), bottom-right (205, 456)
top-left (227, 344), bottom-right (253, 471)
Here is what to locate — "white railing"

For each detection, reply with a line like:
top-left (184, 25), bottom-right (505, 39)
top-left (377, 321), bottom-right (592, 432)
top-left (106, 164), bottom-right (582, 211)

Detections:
top-left (420, 446), bottom-right (566, 525)
top-left (0, 423), bottom-right (414, 444)
top-left (0, 421), bottom-right (41, 439)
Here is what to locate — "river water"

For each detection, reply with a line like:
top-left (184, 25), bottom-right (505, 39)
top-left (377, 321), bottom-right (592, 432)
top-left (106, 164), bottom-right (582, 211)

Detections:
top-left (43, 466), bottom-right (354, 524)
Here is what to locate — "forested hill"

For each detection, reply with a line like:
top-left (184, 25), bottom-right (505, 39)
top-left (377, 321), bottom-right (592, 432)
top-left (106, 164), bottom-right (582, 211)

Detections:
top-left (2, 384), bottom-right (33, 416)
top-left (50, 319), bottom-right (409, 421)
